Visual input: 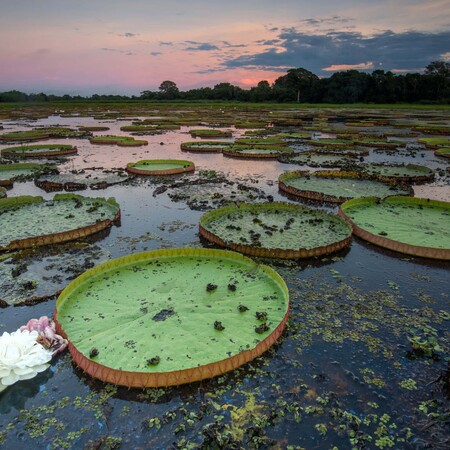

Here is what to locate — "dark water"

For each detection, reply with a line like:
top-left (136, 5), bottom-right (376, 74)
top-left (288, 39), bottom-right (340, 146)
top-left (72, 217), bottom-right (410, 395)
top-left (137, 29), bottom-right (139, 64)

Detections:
top-left (0, 110), bottom-right (449, 449)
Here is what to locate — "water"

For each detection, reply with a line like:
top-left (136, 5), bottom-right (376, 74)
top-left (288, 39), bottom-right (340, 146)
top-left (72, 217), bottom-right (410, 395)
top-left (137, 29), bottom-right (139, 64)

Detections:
top-left (0, 108), bottom-right (449, 449)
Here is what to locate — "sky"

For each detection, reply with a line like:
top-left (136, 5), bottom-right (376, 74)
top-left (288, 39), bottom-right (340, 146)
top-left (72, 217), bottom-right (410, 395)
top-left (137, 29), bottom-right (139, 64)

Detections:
top-left (0, 0), bottom-right (449, 95)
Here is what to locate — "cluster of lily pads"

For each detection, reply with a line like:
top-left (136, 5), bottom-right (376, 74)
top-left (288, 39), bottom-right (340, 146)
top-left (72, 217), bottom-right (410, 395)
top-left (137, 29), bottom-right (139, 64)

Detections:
top-left (0, 103), bottom-right (448, 424)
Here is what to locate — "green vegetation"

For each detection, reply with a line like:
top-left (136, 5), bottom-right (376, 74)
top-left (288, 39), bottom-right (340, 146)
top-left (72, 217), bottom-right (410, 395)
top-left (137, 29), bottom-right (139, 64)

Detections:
top-left (36, 168), bottom-right (128, 192)
top-left (89, 135), bottom-right (148, 146)
top-left (199, 202), bottom-right (351, 257)
top-left (310, 138), bottom-right (354, 148)
top-left (224, 146), bottom-right (294, 158)
top-left (340, 196), bottom-right (450, 250)
top-left (126, 159), bottom-right (195, 175)
top-left (190, 129), bottom-right (232, 138)
top-left (0, 130), bottom-right (49, 141)
top-left (0, 194), bottom-right (120, 250)
top-left (435, 147), bottom-right (450, 158)
top-left (0, 163), bottom-right (57, 184)
top-left (419, 137), bottom-right (450, 148)
top-left (56, 248), bottom-right (289, 375)
top-left (357, 163), bottom-right (435, 182)
top-left (279, 170), bottom-right (412, 202)
top-left (234, 138), bottom-right (287, 147)
top-left (1, 144), bottom-right (77, 158)
top-left (278, 152), bottom-right (354, 168)
top-left (180, 141), bottom-right (233, 152)
top-left (276, 132), bottom-right (312, 139)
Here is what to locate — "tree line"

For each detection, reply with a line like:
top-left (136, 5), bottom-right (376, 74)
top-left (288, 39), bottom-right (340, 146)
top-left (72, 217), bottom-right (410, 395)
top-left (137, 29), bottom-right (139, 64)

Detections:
top-left (1, 61), bottom-right (449, 104)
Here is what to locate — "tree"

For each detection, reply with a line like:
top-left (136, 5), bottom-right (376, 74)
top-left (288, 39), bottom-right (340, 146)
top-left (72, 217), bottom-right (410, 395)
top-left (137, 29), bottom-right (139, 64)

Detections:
top-left (425, 60), bottom-right (450, 77)
top-left (273, 68), bottom-right (319, 102)
top-left (250, 80), bottom-right (272, 102)
top-left (424, 60), bottom-right (450, 100)
top-left (212, 83), bottom-right (239, 100)
top-left (322, 70), bottom-right (371, 103)
top-left (158, 80), bottom-right (179, 100)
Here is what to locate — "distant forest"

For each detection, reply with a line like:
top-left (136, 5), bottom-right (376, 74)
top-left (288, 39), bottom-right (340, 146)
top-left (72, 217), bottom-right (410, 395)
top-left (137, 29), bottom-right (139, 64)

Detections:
top-left (1, 61), bottom-right (449, 104)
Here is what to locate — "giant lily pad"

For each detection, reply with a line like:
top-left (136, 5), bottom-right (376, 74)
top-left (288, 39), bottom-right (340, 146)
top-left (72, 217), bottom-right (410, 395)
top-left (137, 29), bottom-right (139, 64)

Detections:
top-left (435, 147), bottom-right (450, 159)
top-left (357, 163), bottom-right (435, 183)
top-left (279, 170), bottom-right (412, 203)
top-left (0, 243), bottom-right (111, 306)
top-left (0, 130), bottom-right (49, 142)
top-left (180, 141), bottom-right (233, 153)
top-left (199, 202), bottom-right (352, 258)
top-left (278, 152), bottom-right (354, 168)
top-left (0, 163), bottom-right (58, 187)
top-left (223, 146), bottom-right (293, 159)
top-left (153, 172), bottom-right (270, 210)
top-left (1, 144), bottom-right (77, 159)
top-left (418, 137), bottom-right (450, 149)
top-left (90, 136), bottom-right (148, 146)
top-left (310, 139), bottom-right (353, 149)
top-left (339, 196), bottom-right (450, 260)
top-left (0, 194), bottom-right (120, 251)
top-left (190, 129), bottom-right (232, 138)
top-left (234, 138), bottom-right (287, 147)
top-left (35, 168), bottom-right (129, 192)
top-left (127, 159), bottom-right (195, 176)
top-left (55, 248), bottom-right (289, 387)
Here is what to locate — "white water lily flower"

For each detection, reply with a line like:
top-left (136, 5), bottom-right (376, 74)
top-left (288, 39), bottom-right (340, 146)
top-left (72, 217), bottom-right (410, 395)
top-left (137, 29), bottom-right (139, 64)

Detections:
top-left (0, 329), bottom-right (53, 392)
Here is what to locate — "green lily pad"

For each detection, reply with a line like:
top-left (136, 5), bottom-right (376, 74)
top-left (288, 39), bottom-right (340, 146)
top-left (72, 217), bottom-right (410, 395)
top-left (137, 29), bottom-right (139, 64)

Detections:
top-left (35, 168), bottom-right (129, 192)
top-left (0, 163), bottom-right (58, 186)
top-left (223, 146), bottom-right (294, 159)
top-left (357, 163), bottom-right (435, 182)
top-left (90, 135), bottom-right (148, 146)
top-left (0, 194), bottom-right (120, 251)
top-left (279, 170), bottom-right (412, 203)
top-left (126, 159), bottom-right (195, 176)
top-left (0, 130), bottom-right (50, 142)
top-left (55, 248), bottom-right (289, 387)
top-left (418, 137), bottom-right (450, 148)
top-left (0, 243), bottom-right (111, 306)
top-left (278, 152), bottom-right (354, 168)
top-left (435, 147), bottom-right (450, 158)
top-left (234, 138), bottom-right (287, 147)
top-left (190, 129), bottom-right (232, 138)
top-left (1, 144), bottom-right (77, 159)
top-left (310, 139), bottom-right (353, 148)
top-left (276, 132), bottom-right (312, 140)
top-left (199, 202), bottom-right (352, 258)
top-left (180, 141), bottom-right (233, 153)
top-left (339, 196), bottom-right (450, 260)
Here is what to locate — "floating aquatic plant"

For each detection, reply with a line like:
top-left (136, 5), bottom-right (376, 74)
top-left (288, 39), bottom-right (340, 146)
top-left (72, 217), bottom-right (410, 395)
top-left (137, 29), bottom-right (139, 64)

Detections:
top-left (0, 316), bottom-right (67, 393)
top-left (20, 316), bottom-right (68, 355)
top-left (0, 329), bottom-right (53, 393)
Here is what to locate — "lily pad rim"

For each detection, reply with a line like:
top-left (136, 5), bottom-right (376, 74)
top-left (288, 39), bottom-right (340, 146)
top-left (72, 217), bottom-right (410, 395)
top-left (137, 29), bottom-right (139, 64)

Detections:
top-left (199, 201), bottom-right (352, 259)
top-left (126, 159), bottom-right (195, 176)
top-left (338, 196), bottom-right (450, 260)
top-left (54, 247), bottom-right (290, 387)
top-left (0, 194), bottom-right (120, 252)
top-left (278, 169), bottom-right (413, 204)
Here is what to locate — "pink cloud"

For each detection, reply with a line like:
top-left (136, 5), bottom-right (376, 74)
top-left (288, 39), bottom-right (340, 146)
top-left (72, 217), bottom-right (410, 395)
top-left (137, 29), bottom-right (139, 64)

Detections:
top-left (322, 62), bottom-right (374, 72)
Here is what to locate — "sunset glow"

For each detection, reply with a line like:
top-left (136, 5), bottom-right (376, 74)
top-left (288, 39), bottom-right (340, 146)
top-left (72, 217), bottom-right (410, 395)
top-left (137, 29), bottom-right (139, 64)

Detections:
top-left (1, 0), bottom-right (449, 95)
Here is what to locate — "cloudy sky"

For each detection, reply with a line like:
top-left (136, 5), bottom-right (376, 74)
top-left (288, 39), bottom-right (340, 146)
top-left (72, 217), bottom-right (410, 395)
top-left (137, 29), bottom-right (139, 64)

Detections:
top-left (1, 0), bottom-right (449, 95)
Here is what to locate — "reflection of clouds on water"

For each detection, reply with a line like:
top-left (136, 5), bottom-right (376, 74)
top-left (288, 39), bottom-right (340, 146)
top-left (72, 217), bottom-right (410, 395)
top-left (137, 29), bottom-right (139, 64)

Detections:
top-left (414, 185), bottom-right (450, 202)
top-left (0, 366), bottom-right (54, 414)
